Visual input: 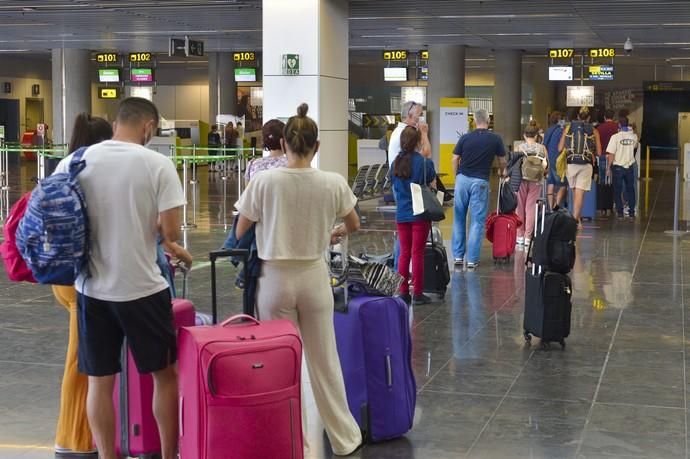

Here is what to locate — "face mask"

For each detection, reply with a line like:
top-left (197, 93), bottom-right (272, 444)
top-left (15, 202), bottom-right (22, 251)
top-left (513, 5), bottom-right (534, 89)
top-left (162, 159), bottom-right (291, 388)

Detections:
top-left (418, 116), bottom-right (426, 123)
top-left (558, 120), bottom-right (566, 127)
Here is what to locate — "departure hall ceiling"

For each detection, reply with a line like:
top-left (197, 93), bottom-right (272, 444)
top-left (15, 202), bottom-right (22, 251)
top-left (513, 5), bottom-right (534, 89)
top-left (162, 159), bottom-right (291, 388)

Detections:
top-left (0, 0), bottom-right (688, 62)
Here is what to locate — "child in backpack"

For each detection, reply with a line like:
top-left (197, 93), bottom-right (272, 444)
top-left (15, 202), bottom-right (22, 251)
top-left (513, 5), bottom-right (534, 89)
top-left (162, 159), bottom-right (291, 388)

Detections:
top-left (515, 121), bottom-right (548, 248)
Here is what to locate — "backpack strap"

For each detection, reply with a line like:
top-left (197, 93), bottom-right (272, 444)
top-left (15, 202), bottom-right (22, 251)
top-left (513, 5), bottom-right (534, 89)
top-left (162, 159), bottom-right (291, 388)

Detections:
top-left (68, 146), bottom-right (88, 178)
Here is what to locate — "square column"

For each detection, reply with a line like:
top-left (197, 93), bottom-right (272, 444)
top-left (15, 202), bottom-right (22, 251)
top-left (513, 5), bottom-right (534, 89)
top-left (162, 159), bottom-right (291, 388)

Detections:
top-left (52, 48), bottom-right (91, 145)
top-left (262, 0), bottom-right (348, 177)
top-left (208, 52), bottom-right (237, 124)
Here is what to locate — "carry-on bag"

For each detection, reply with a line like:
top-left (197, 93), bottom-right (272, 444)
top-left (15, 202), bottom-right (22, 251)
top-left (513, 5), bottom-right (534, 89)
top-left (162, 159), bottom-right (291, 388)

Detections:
top-left (114, 266), bottom-right (196, 458)
top-left (334, 294), bottom-right (416, 442)
top-left (486, 179), bottom-right (522, 263)
top-left (423, 225), bottom-right (450, 298)
top-left (596, 172), bottom-right (614, 214)
top-left (177, 249), bottom-right (303, 459)
top-left (523, 200), bottom-right (572, 349)
top-left (568, 184), bottom-right (597, 221)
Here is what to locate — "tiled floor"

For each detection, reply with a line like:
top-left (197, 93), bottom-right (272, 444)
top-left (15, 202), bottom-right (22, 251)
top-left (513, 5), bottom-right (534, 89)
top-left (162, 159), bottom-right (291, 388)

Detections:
top-left (1, 158), bottom-right (689, 458)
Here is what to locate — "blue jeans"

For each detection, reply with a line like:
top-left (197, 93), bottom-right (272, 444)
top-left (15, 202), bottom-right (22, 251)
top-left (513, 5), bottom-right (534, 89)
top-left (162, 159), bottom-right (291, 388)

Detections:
top-left (452, 174), bottom-right (490, 264)
top-left (612, 165), bottom-right (636, 216)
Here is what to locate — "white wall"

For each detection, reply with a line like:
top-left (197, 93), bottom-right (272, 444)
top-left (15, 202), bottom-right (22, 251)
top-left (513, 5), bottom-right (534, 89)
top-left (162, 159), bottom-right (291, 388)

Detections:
top-left (91, 84), bottom-right (210, 124)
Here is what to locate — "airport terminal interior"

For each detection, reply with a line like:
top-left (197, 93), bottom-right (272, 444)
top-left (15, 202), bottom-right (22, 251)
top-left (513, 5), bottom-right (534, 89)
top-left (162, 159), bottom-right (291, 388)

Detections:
top-left (3, 1), bottom-right (690, 458)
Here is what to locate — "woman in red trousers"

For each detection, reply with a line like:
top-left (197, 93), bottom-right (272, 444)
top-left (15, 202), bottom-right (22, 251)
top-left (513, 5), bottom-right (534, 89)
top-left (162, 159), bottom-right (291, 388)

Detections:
top-left (391, 126), bottom-right (437, 305)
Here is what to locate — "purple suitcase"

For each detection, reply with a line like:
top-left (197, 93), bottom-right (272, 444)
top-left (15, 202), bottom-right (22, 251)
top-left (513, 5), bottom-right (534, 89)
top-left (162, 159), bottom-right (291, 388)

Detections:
top-left (334, 295), bottom-right (416, 442)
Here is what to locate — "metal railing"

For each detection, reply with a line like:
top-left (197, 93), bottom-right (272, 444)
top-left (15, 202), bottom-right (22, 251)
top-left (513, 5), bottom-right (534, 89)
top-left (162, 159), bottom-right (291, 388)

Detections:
top-left (0, 143), bottom-right (260, 233)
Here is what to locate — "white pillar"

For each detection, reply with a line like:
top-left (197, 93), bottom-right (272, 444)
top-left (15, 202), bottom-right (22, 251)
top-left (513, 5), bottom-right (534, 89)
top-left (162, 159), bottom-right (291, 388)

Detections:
top-left (262, 0), bottom-right (349, 177)
top-left (52, 48), bottom-right (91, 145)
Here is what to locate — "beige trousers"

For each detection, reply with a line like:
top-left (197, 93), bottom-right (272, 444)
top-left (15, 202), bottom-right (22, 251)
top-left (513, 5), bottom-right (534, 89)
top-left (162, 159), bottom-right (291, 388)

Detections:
top-left (256, 259), bottom-right (362, 456)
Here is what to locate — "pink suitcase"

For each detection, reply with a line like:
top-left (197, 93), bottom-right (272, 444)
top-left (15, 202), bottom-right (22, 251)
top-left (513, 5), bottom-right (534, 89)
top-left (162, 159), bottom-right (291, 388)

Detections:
top-left (114, 298), bottom-right (196, 457)
top-left (177, 314), bottom-right (303, 459)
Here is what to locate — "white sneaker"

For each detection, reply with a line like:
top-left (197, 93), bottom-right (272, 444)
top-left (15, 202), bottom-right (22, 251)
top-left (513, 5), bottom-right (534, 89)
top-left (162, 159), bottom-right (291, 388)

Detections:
top-left (524, 238), bottom-right (531, 248)
top-left (516, 237), bottom-right (524, 246)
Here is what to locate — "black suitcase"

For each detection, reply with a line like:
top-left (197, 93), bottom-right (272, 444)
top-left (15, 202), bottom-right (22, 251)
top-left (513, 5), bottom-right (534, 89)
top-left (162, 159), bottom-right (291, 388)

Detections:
top-left (523, 200), bottom-right (572, 349)
top-left (596, 174), bottom-right (614, 214)
top-left (423, 226), bottom-right (450, 298)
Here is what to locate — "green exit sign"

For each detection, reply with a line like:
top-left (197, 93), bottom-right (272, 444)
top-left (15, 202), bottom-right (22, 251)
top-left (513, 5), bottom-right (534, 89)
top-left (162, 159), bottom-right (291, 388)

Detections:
top-left (282, 54), bottom-right (300, 76)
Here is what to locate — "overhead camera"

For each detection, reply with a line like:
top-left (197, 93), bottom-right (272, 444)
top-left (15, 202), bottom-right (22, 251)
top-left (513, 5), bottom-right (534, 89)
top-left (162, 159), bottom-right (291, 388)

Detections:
top-left (624, 37), bottom-right (634, 55)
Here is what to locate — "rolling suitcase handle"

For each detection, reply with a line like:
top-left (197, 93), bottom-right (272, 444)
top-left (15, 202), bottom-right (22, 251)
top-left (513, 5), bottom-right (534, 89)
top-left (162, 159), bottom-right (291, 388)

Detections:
top-left (526, 198), bottom-right (547, 275)
top-left (209, 249), bottom-right (251, 324)
top-left (173, 260), bottom-right (190, 299)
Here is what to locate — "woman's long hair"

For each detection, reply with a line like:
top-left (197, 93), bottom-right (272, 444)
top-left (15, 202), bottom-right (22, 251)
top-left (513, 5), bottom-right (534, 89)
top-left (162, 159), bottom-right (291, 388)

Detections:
top-left (392, 126), bottom-right (421, 179)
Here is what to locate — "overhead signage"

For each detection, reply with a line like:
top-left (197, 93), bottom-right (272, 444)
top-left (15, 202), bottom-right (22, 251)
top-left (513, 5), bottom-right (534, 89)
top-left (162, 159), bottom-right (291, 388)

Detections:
top-left (589, 65), bottom-right (614, 81)
top-left (98, 68), bottom-right (120, 83)
top-left (96, 52), bottom-right (118, 64)
top-left (187, 37), bottom-right (204, 57)
top-left (233, 52), bottom-right (256, 62)
top-left (549, 66), bottom-right (573, 81)
top-left (384, 67), bottom-right (407, 82)
top-left (417, 66), bottom-right (429, 81)
top-left (383, 50), bottom-right (408, 60)
top-left (589, 48), bottom-right (616, 58)
top-left (644, 81), bottom-right (690, 92)
top-left (282, 54), bottom-right (300, 76)
top-left (131, 68), bottom-right (154, 83)
top-left (98, 87), bottom-right (120, 99)
top-left (234, 67), bottom-right (257, 82)
top-left (420, 50), bottom-right (429, 60)
top-left (549, 48), bottom-right (574, 59)
top-left (567, 85), bottom-right (595, 107)
top-left (129, 52), bottom-right (153, 63)
top-left (169, 37), bottom-right (204, 57)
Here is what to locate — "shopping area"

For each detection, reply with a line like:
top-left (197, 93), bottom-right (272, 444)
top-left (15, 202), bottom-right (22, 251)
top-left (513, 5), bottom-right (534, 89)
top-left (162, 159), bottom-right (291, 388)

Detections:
top-left (2, 1), bottom-right (690, 459)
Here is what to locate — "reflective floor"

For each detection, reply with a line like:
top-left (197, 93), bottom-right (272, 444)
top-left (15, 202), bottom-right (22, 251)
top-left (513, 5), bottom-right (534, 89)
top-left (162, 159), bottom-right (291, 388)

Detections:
top-left (1, 158), bottom-right (690, 458)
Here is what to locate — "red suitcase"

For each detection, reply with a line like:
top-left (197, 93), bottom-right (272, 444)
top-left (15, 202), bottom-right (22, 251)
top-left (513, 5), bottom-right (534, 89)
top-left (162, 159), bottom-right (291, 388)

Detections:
top-left (114, 298), bottom-right (195, 458)
top-left (177, 314), bottom-right (303, 459)
top-left (177, 249), bottom-right (303, 459)
top-left (486, 211), bottom-right (521, 262)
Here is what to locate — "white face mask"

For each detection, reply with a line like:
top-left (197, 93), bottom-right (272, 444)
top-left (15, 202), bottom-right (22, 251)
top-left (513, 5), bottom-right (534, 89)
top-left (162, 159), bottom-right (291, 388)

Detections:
top-left (418, 116), bottom-right (426, 123)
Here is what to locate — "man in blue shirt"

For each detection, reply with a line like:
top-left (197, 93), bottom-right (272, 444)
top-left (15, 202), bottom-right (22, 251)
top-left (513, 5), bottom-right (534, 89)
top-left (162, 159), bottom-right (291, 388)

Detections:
top-left (451, 109), bottom-right (507, 269)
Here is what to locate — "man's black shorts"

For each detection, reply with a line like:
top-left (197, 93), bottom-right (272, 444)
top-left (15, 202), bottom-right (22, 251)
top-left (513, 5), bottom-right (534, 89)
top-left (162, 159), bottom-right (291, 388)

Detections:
top-left (77, 289), bottom-right (176, 377)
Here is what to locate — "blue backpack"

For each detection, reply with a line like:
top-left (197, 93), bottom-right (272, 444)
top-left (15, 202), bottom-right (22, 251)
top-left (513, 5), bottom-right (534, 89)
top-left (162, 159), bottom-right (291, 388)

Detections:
top-left (16, 147), bottom-right (90, 285)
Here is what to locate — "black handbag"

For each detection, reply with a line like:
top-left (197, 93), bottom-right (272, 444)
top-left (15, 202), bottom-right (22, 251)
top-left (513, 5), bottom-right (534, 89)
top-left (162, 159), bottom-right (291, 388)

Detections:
top-left (499, 178), bottom-right (518, 214)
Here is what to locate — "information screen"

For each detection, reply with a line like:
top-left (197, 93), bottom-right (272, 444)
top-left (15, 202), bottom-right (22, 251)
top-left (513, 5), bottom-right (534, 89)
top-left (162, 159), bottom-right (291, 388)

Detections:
top-left (98, 68), bottom-right (120, 83)
top-left (567, 86), bottom-right (595, 107)
top-left (384, 67), bottom-right (408, 82)
top-left (131, 68), bottom-right (154, 83)
top-left (234, 67), bottom-right (257, 82)
top-left (549, 66), bottom-right (573, 81)
top-left (589, 65), bottom-right (614, 81)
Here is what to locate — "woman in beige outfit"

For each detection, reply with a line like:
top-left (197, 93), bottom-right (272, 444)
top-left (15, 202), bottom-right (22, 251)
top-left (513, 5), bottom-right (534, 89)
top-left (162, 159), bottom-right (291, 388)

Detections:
top-left (235, 103), bottom-right (363, 456)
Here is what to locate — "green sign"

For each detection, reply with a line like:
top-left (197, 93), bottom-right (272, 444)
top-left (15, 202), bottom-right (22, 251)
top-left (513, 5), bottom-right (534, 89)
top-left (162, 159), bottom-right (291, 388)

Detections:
top-left (282, 54), bottom-right (300, 76)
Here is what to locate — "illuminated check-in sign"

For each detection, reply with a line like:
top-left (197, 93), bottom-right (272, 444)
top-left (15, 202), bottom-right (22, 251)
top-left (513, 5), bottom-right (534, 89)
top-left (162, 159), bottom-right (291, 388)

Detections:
top-left (383, 50), bottom-right (408, 60)
top-left (549, 48), bottom-right (574, 58)
top-left (98, 87), bottom-right (120, 99)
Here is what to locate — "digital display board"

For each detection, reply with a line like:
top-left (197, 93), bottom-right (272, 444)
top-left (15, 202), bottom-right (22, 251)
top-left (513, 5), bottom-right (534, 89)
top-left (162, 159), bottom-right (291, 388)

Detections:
top-left (233, 52), bottom-right (256, 61)
top-left (129, 52), bottom-right (153, 63)
top-left (567, 85), bottom-right (595, 107)
top-left (589, 65), bottom-right (614, 81)
top-left (589, 48), bottom-right (616, 58)
top-left (384, 67), bottom-right (408, 82)
top-left (549, 66), bottom-right (573, 81)
top-left (549, 48), bottom-right (574, 58)
top-left (418, 66), bottom-right (429, 81)
top-left (130, 68), bottom-right (154, 83)
top-left (96, 52), bottom-right (118, 64)
top-left (98, 87), bottom-right (120, 99)
top-left (234, 67), bottom-right (257, 82)
top-left (98, 68), bottom-right (120, 83)
top-left (383, 50), bottom-right (408, 60)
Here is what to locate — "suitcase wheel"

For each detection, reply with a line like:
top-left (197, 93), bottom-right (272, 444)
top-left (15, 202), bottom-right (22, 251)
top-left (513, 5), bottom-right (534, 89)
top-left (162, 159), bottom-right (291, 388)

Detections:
top-left (523, 331), bottom-right (532, 343)
top-left (559, 339), bottom-right (566, 349)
